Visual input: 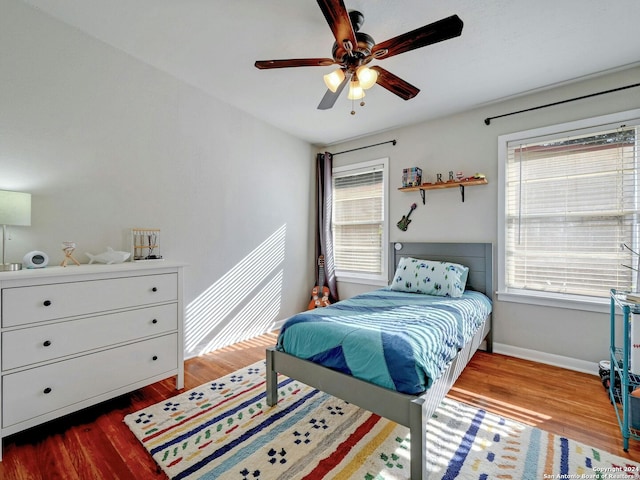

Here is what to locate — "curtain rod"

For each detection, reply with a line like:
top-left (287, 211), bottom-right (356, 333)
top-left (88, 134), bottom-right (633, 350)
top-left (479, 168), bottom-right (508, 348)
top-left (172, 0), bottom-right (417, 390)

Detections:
top-left (484, 82), bottom-right (640, 126)
top-left (332, 139), bottom-right (396, 156)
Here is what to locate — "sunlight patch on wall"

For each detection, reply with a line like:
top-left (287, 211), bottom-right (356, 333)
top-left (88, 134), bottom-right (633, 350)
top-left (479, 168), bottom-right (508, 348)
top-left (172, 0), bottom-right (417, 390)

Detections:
top-left (185, 224), bottom-right (286, 356)
top-left (200, 269), bottom-right (284, 353)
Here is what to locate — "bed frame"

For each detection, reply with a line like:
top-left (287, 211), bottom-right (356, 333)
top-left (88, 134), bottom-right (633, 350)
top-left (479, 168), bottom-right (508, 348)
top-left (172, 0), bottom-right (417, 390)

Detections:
top-left (266, 242), bottom-right (493, 479)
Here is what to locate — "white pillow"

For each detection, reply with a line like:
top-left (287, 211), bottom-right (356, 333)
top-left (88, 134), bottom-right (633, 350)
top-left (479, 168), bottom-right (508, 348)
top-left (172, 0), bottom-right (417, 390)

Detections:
top-left (390, 257), bottom-right (469, 297)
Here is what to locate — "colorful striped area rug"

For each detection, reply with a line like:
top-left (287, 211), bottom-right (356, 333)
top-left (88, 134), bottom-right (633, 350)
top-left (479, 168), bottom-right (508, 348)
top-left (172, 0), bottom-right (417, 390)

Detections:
top-left (125, 361), bottom-right (640, 479)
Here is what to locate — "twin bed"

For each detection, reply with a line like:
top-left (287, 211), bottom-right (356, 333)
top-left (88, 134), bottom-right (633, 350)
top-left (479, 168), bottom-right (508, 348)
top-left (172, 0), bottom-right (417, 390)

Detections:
top-left (266, 242), bottom-right (493, 479)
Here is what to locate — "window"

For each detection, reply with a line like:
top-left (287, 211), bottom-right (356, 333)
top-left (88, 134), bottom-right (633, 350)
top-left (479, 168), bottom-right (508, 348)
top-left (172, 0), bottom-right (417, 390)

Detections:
top-left (498, 109), bottom-right (640, 309)
top-left (332, 158), bottom-right (389, 284)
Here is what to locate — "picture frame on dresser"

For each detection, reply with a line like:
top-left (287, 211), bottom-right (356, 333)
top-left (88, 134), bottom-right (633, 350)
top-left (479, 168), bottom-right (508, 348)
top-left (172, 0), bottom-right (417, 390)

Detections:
top-left (0, 261), bottom-right (185, 460)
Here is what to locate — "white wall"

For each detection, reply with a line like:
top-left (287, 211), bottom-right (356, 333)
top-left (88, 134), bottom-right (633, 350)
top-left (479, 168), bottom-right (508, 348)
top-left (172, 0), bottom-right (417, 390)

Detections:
top-left (0, 0), bottom-right (315, 357)
top-left (4, 0), bottom-right (639, 368)
top-left (328, 65), bottom-right (640, 368)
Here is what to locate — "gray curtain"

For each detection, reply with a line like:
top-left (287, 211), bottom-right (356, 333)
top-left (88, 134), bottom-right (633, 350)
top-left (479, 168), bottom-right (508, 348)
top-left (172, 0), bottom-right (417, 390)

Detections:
top-left (316, 152), bottom-right (339, 302)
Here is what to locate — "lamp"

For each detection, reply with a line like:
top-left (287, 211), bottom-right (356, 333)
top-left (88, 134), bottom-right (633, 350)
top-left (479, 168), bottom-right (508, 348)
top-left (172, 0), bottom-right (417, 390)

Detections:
top-left (323, 68), bottom-right (346, 93)
top-left (347, 80), bottom-right (365, 100)
top-left (356, 66), bottom-right (378, 90)
top-left (325, 66), bottom-right (378, 114)
top-left (0, 190), bottom-right (31, 271)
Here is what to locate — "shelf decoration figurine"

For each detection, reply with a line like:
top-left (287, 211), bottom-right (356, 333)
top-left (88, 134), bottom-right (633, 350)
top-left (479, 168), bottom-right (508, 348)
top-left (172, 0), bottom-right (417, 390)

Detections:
top-left (60, 241), bottom-right (81, 267)
top-left (402, 167), bottom-right (422, 187)
top-left (131, 228), bottom-right (163, 261)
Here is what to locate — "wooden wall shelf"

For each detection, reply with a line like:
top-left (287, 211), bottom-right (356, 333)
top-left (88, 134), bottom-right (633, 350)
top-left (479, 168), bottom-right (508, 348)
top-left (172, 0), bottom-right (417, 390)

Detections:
top-left (399, 178), bottom-right (488, 203)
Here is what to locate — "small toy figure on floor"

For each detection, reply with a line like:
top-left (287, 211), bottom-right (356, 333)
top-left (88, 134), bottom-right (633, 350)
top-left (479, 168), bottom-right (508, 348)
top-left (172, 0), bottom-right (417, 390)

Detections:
top-left (60, 241), bottom-right (81, 267)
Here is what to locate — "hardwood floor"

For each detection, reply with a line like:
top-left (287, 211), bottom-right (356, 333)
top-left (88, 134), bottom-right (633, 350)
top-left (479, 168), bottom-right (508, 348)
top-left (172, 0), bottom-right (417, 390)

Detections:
top-left (0, 332), bottom-right (637, 479)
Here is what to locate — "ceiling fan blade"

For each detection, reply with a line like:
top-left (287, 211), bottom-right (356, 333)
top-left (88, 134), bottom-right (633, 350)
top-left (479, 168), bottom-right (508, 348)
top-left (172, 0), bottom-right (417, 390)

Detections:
top-left (317, 74), bottom-right (349, 110)
top-left (371, 15), bottom-right (463, 60)
top-left (316, 0), bottom-right (357, 61)
top-left (255, 58), bottom-right (336, 69)
top-left (370, 66), bottom-right (419, 100)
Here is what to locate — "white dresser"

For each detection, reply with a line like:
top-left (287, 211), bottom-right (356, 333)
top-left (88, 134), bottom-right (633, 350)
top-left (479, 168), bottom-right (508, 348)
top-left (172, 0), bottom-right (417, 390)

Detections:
top-left (0, 262), bottom-right (185, 459)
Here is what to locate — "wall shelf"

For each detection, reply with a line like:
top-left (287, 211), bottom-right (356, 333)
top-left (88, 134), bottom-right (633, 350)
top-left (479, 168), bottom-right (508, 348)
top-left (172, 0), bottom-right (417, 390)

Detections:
top-left (399, 178), bottom-right (488, 203)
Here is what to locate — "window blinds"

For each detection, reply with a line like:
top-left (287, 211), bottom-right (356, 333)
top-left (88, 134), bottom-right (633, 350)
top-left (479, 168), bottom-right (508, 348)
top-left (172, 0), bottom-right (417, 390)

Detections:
top-left (505, 123), bottom-right (639, 298)
top-left (332, 167), bottom-right (384, 274)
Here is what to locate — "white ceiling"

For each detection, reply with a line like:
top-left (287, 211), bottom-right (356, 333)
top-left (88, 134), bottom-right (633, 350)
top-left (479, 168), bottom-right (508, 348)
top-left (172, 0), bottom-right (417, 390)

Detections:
top-left (20, 0), bottom-right (640, 145)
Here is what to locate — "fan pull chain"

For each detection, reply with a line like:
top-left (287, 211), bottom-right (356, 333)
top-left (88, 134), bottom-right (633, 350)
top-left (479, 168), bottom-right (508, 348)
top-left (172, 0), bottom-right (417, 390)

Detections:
top-left (351, 98), bottom-right (366, 115)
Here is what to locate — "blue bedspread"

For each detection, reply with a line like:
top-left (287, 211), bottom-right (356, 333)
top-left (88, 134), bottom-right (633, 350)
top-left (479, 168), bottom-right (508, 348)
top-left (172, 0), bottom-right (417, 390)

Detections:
top-left (277, 288), bottom-right (492, 394)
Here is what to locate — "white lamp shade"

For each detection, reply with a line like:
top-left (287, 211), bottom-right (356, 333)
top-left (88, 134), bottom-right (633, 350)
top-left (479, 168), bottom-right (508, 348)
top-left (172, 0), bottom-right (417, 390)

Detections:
top-left (323, 69), bottom-right (345, 93)
top-left (0, 190), bottom-right (31, 226)
top-left (347, 81), bottom-right (365, 100)
top-left (357, 66), bottom-right (378, 90)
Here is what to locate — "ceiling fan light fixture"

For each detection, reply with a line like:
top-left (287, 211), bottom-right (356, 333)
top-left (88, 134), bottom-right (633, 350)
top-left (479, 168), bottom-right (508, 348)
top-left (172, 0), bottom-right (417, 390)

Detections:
top-left (323, 68), bottom-right (345, 92)
top-left (356, 66), bottom-right (378, 89)
top-left (256, 4), bottom-right (461, 112)
top-left (347, 80), bottom-right (365, 100)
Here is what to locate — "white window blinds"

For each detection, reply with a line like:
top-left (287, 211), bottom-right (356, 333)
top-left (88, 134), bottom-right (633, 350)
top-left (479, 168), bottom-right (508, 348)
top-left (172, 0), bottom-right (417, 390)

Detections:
top-left (505, 121), bottom-right (639, 299)
top-left (332, 164), bottom-right (385, 276)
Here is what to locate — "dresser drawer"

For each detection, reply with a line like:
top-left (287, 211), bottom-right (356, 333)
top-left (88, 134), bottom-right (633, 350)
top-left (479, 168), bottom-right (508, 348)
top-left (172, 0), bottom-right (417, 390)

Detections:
top-left (2, 273), bottom-right (177, 327)
top-left (2, 303), bottom-right (178, 370)
top-left (2, 333), bottom-right (178, 428)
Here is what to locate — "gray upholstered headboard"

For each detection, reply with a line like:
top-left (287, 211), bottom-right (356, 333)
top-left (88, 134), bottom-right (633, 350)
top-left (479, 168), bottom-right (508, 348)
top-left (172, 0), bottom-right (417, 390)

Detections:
top-left (389, 242), bottom-right (493, 297)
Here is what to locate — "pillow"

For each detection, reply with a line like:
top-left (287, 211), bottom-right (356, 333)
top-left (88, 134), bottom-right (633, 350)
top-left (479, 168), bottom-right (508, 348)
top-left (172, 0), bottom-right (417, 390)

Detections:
top-left (390, 257), bottom-right (469, 297)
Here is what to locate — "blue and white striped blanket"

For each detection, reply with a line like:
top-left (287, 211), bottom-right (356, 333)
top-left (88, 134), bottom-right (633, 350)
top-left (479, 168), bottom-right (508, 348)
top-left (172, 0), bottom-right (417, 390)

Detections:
top-left (277, 288), bottom-right (492, 394)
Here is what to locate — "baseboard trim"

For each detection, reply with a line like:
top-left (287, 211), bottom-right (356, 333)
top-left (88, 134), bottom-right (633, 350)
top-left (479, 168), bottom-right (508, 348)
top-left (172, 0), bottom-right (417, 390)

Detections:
top-left (493, 343), bottom-right (599, 376)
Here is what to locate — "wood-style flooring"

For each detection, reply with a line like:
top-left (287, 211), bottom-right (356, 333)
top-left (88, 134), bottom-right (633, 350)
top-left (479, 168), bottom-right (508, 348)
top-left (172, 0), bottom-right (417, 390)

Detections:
top-left (0, 332), bottom-right (637, 479)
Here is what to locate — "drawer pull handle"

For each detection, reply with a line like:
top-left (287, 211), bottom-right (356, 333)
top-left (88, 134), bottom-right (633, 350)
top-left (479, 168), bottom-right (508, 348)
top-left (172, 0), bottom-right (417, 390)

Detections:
top-left (152, 355), bottom-right (158, 361)
top-left (43, 340), bottom-right (52, 347)
top-left (43, 300), bottom-right (52, 307)
top-left (43, 387), bottom-right (52, 394)
top-left (152, 287), bottom-right (158, 292)
top-left (152, 319), bottom-right (158, 324)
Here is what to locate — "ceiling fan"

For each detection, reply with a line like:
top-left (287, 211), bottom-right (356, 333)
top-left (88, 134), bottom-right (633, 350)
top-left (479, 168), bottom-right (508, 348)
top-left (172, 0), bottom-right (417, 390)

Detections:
top-left (254, 0), bottom-right (463, 113)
